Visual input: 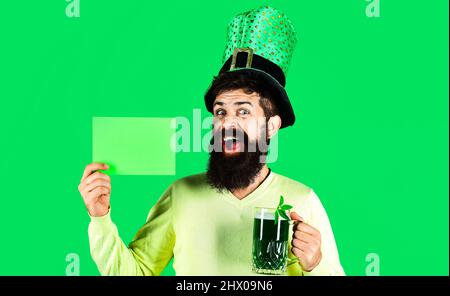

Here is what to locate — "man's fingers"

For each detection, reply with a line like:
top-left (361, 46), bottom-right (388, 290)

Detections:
top-left (289, 211), bottom-right (304, 222)
top-left (293, 230), bottom-right (314, 242)
top-left (296, 222), bottom-right (320, 238)
top-left (293, 232), bottom-right (321, 250)
top-left (86, 187), bottom-right (110, 201)
top-left (82, 179), bottom-right (111, 195)
top-left (291, 246), bottom-right (307, 262)
top-left (292, 239), bottom-right (314, 253)
top-left (78, 171), bottom-right (110, 192)
top-left (80, 163), bottom-right (109, 182)
top-left (84, 171), bottom-right (110, 186)
top-left (290, 212), bottom-right (319, 236)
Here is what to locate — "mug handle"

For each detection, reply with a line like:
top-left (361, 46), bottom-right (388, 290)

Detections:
top-left (287, 257), bottom-right (299, 266)
top-left (287, 219), bottom-right (301, 266)
top-left (288, 219), bottom-right (301, 226)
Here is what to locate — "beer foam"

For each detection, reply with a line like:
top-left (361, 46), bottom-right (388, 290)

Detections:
top-left (255, 210), bottom-right (288, 220)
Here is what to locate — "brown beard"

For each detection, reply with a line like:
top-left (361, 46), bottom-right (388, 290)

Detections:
top-left (206, 128), bottom-right (268, 192)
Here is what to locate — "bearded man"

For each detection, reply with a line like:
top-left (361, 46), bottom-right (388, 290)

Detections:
top-left (78, 6), bottom-right (345, 276)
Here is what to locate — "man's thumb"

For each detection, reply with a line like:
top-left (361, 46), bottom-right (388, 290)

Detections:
top-left (290, 211), bottom-right (304, 222)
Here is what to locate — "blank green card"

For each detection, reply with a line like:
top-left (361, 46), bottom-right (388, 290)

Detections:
top-left (92, 117), bottom-right (176, 175)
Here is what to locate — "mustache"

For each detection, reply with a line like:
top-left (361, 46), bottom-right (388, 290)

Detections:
top-left (210, 128), bottom-right (249, 146)
top-left (208, 127), bottom-right (269, 154)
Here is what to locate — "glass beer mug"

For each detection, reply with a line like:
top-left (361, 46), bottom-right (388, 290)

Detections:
top-left (252, 207), bottom-right (299, 275)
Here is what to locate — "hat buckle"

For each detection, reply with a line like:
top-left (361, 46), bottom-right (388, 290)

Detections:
top-left (230, 47), bottom-right (254, 70)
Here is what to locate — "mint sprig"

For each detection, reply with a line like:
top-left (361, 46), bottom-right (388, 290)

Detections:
top-left (274, 195), bottom-right (293, 224)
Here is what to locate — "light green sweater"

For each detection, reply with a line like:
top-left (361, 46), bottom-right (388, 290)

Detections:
top-left (88, 171), bottom-right (345, 276)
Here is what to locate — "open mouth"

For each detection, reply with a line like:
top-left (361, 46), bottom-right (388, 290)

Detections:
top-left (222, 136), bottom-right (242, 153)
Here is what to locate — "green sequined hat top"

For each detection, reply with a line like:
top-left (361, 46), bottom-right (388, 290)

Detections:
top-left (205, 6), bottom-right (299, 128)
top-left (222, 5), bottom-right (298, 75)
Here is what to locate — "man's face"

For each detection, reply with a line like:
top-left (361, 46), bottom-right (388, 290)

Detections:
top-left (212, 89), bottom-right (267, 156)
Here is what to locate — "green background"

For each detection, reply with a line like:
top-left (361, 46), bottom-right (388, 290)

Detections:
top-left (0, 0), bottom-right (448, 275)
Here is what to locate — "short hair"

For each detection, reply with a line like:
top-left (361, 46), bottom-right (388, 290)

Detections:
top-left (207, 71), bottom-right (280, 120)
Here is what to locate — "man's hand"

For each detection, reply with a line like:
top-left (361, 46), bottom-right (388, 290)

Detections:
top-left (290, 211), bottom-right (322, 272)
top-left (78, 163), bottom-right (111, 217)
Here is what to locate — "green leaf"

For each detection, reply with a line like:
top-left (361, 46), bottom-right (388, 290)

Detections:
top-left (281, 204), bottom-right (293, 211)
top-left (275, 195), bottom-right (294, 224)
top-left (279, 210), bottom-right (290, 221)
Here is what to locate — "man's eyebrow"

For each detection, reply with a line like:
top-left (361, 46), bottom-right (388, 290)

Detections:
top-left (234, 101), bottom-right (253, 107)
top-left (213, 100), bottom-right (253, 107)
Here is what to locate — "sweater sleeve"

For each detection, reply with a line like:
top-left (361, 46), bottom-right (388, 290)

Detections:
top-left (88, 185), bottom-right (175, 276)
top-left (302, 189), bottom-right (345, 276)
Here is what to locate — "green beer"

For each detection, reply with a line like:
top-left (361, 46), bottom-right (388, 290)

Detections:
top-left (252, 208), bottom-right (290, 275)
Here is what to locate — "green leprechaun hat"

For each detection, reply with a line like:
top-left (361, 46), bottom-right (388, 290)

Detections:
top-left (205, 6), bottom-right (298, 128)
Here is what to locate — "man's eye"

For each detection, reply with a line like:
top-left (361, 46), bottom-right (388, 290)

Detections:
top-left (238, 109), bottom-right (250, 115)
top-left (215, 109), bottom-right (225, 116)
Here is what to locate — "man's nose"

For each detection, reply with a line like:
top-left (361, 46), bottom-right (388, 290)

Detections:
top-left (222, 114), bottom-right (237, 129)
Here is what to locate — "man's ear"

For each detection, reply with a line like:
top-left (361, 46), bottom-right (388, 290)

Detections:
top-left (267, 115), bottom-right (282, 139)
